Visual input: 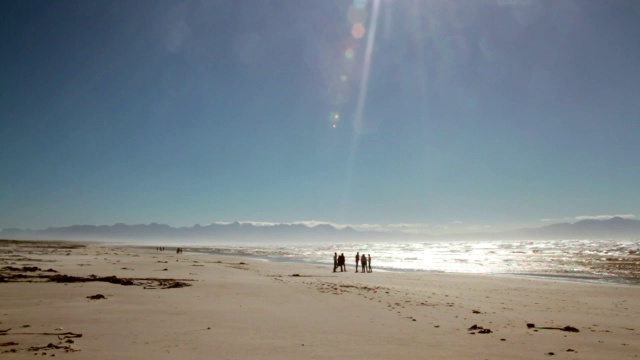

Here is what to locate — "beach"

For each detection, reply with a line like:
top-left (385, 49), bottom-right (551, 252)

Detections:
top-left (1, 240), bottom-right (639, 359)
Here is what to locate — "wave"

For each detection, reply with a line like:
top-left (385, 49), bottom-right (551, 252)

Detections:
top-left (184, 238), bottom-right (640, 285)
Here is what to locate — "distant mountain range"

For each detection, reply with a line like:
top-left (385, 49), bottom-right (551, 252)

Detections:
top-left (0, 222), bottom-right (367, 242)
top-left (1, 217), bottom-right (639, 242)
top-left (497, 216), bottom-right (640, 240)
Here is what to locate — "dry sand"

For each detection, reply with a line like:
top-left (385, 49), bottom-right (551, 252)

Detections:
top-left (1, 240), bottom-right (639, 359)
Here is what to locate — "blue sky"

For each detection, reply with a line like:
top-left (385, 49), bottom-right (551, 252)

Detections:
top-left (1, 0), bottom-right (639, 235)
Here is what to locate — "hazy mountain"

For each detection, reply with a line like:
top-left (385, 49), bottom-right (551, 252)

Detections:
top-left (0, 222), bottom-right (386, 242)
top-left (503, 217), bottom-right (640, 240)
top-left (1, 217), bottom-right (639, 242)
top-left (444, 217), bottom-right (640, 240)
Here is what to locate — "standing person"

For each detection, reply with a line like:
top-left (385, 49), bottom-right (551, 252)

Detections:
top-left (340, 253), bottom-right (346, 272)
top-left (361, 253), bottom-right (367, 273)
top-left (367, 254), bottom-right (372, 272)
top-left (355, 252), bottom-right (360, 273)
top-left (333, 252), bottom-right (338, 272)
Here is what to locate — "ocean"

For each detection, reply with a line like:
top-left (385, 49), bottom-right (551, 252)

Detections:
top-left (182, 238), bottom-right (640, 285)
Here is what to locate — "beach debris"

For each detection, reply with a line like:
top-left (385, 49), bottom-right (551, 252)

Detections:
top-left (50, 274), bottom-right (135, 286)
top-left (0, 330), bottom-right (82, 340)
top-left (472, 310), bottom-right (482, 314)
top-left (0, 266), bottom-right (58, 274)
top-left (143, 280), bottom-right (191, 289)
top-left (86, 294), bottom-right (106, 300)
top-left (27, 343), bottom-right (80, 352)
top-left (560, 326), bottom-right (579, 332)
top-left (547, 352), bottom-right (555, 356)
top-left (468, 324), bottom-right (492, 334)
top-left (160, 281), bottom-right (190, 289)
top-left (0, 267), bottom-right (193, 289)
top-left (0, 342), bottom-right (18, 346)
top-left (527, 324), bottom-right (579, 332)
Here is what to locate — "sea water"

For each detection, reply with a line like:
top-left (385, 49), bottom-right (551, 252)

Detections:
top-left (183, 238), bottom-right (640, 285)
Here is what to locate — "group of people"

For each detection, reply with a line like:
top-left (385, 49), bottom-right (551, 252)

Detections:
top-left (333, 252), bottom-right (372, 273)
top-left (155, 246), bottom-right (183, 254)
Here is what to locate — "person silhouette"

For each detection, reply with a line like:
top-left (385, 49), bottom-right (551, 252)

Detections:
top-left (361, 253), bottom-right (367, 273)
top-left (333, 252), bottom-right (338, 272)
top-left (367, 254), bottom-right (372, 272)
top-left (340, 253), bottom-right (346, 272)
top-left (355, 252), bottom-right (360, 272)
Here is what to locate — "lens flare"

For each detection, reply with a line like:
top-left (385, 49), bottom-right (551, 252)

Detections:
top-left (344, 48), bottom-right (355, 59)
top-left (351, 23), bottom-right (366, 39)
top-left (343, 0), bottom-right (380, 218)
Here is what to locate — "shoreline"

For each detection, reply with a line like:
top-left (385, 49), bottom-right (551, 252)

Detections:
top-left (2, 239), bottom-right (639, 359)
top-left (135, 243), bottom-right (640, 287)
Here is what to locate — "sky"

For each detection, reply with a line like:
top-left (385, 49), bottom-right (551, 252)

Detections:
top-left (1, 0), bottom-right (640, 235)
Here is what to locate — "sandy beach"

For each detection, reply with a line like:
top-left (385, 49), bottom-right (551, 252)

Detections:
top-left (1, 240), bottom-right (639, 359)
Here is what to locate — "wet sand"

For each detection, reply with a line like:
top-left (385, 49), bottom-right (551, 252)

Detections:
top-left (1, 240), bottom-right (639, 359)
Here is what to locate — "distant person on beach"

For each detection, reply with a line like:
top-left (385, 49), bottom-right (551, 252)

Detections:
top-left (355, 252), bottom-right (360, 272)
top-left (339, 253), bottom-right (346, 272)
top-left (361, 253), bottom-right (367, 273)
top-left (333, 252), bottom-right (338, 272)
top-left (367, 254), bottom-right (372, 272)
